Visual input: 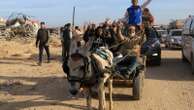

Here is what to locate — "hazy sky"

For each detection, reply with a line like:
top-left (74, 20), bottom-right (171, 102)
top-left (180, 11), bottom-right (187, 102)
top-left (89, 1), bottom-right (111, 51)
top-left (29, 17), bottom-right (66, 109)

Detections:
top-left (0, 0), bottom-right (193, 27)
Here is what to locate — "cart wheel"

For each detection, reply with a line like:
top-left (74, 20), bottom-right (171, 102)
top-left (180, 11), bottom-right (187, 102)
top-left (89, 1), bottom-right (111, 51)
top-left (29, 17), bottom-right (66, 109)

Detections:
top-left (182, 49), bottom-right (187, 62)
top-left (141, 56), bottom-right (147, 71)
top-left (132, 71), bottom-right (144, 100)
top-left (143, 56), bottom-right (147, 68)
top-left (192, 56), bottom-right (194, 75)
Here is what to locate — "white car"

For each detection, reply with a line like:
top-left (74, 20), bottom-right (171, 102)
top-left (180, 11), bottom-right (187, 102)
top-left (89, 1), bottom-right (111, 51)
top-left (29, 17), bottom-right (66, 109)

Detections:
top-left (182, 15), bottom-right (194, 74)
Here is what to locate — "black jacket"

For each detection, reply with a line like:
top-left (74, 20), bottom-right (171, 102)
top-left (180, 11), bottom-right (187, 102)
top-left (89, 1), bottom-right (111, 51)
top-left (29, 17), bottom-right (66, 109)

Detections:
top-left (62, 28), bottom-right (72, 41)
top-left (36, 28), bottom-right (49, 46)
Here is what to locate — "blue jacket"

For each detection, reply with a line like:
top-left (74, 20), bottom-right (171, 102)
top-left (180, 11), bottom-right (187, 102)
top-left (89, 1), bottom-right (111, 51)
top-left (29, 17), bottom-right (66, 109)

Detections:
top-left (127, 6), bottom-right (142, 26)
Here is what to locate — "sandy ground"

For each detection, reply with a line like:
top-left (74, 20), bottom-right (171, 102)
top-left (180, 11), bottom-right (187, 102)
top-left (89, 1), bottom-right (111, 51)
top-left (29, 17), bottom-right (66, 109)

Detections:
top-left (0, 39), bottom-right (194, 110)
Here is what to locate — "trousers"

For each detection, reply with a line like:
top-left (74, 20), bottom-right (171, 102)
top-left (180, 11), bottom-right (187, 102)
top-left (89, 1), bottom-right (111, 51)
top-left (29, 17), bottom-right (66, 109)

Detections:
top-left (39, 44), bottom-right (50, 63)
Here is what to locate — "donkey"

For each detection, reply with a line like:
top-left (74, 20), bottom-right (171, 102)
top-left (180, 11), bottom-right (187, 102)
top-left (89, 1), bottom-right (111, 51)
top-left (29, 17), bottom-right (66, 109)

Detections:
top-left (62, 35), bottom-right (114, 110)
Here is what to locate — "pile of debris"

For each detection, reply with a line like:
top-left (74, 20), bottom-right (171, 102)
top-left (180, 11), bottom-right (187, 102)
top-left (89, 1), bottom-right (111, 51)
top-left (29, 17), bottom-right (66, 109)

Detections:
top-left (0, 17), bottom-right (8, 38)
top-left (0, 13), bottom-right (40, 40)
top-left (48, 27), bottom-right (60, 37)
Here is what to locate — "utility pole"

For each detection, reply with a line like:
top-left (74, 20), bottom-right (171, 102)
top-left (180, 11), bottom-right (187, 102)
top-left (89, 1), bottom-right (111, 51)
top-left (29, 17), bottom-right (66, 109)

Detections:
top-left (72, 6), bottom-right (76, 27)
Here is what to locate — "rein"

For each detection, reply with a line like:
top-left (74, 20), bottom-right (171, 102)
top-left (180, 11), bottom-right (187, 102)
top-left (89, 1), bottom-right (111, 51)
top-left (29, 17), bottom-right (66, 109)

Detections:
top-left (67, 55), bottom-right (91, 83)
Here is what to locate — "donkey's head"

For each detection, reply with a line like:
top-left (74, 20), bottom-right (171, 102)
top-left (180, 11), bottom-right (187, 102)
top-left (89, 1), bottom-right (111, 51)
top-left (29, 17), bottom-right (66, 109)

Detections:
top-left (64, 39), bottom-right (92, 95)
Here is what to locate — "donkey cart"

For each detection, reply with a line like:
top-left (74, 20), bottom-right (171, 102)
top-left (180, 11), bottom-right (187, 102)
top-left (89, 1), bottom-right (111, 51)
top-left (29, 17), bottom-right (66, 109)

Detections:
top-left (111, 54), bottom-right (146, 100)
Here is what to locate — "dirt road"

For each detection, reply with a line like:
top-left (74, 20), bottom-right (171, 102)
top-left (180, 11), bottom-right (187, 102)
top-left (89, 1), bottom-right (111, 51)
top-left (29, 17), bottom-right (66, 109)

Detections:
top-left (0, 40), bottom-right (194, 110)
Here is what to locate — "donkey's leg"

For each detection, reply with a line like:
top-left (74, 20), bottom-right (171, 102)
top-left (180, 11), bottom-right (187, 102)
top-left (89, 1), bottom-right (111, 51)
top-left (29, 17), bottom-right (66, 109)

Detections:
top-left (98, 77), bottom-right (106, 110)
top-left (86, 88), bottom-right (92, 110)
top-left (108, 78), bottom-right (113, 110)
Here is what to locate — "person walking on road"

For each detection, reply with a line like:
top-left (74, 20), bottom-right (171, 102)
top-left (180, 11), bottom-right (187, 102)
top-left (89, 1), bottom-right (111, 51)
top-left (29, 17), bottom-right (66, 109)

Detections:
top-left (36, 22), bottom-right (50, 66)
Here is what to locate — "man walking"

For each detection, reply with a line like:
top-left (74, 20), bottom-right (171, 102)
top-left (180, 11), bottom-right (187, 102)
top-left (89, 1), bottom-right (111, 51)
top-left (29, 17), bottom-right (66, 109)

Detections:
top-left (61, 23), bottom-right (72, 62)
top-left (36, 22), bottom-right (50, 66)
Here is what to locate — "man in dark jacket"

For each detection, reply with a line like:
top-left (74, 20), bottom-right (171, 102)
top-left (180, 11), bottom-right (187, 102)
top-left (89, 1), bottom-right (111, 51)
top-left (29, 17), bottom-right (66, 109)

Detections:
top-left (36, 22), bottom-right (50, 66)
top-left (61, 23), bottom-right (72, 62)
top-left (83, 24), bottom-right (96, 43)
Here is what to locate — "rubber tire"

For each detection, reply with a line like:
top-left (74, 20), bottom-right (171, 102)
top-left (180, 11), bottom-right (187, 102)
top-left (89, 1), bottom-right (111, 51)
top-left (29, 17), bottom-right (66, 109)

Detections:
top-left (132, 71), bottom-right (144, 100)
top-left (155, 54), bottom-right (161, 66)
top-left (182, 49), bottom-right (187, 62)
top-left (192, 56), bottom-right (194, 75)
top-left (142, 56), bottom-right (147, 71)
top-left (149, 51), bottom-right (161, 66)
top-left (165, 43), bottom-right (168, 48)
top-left (165, 43), bottom-right (169, 48)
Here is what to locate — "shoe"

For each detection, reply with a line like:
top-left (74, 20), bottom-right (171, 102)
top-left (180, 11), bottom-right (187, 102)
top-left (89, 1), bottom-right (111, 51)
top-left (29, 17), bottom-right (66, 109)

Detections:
top-left (38, 62), bottom-right (42, 66)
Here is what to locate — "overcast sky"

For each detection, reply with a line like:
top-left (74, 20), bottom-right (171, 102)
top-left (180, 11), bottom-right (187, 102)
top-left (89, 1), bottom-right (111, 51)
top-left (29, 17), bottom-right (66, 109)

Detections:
top-left (0, 0), bottom-right (193, 27)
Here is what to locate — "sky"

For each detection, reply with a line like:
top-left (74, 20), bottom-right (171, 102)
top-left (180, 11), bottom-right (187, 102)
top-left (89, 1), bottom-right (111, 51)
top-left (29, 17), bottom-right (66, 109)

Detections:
top-left (0, 0), bottom-right (193, 27)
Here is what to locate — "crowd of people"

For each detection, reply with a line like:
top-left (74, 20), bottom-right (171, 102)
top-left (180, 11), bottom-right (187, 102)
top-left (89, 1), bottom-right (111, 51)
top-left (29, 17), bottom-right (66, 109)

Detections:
top-left (35, 0), bottom-right (154, 67)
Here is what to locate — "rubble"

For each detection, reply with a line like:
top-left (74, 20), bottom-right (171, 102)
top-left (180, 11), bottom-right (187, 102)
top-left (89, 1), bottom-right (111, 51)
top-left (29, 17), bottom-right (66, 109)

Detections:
top-left (0, 17), bottom-right (8, 39)
top-left (48, 27), bottom-right (60, 36)
top-left (0, 17), bottom-right (6, 26)
top-left (0, 13), bottom-right (40, 40)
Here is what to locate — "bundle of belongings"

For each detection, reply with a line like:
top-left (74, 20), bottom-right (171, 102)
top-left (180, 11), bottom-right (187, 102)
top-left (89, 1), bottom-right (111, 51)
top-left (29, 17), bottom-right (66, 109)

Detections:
top-left (91, 47), bottom-right (113, 75)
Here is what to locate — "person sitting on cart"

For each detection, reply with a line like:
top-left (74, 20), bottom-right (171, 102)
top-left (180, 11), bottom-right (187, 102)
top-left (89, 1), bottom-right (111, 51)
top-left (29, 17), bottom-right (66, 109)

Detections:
top-left (90, 26), bottom-right (107, 51)
top-left (142, 8), bottom-right (155, 39)
top-left (115, 24), bottom-right (143, 75)
top-left (142, 8), bottom-right (154, 28)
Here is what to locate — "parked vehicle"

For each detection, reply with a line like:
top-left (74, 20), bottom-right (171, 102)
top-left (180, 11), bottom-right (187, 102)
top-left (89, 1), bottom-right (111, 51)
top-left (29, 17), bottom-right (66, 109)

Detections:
top-left (141, 28), bottom-right (161, 65)
top-left (182, 15), bottom-right (194, 74)
top-left (169, 19), bottom-right (185, 29)
top-left (157, 29), bottom-right (168, 43)
top-left (166, 29), bottom-right (183, 49)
